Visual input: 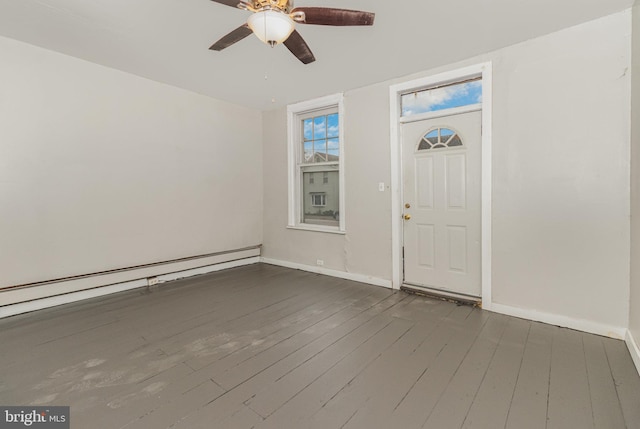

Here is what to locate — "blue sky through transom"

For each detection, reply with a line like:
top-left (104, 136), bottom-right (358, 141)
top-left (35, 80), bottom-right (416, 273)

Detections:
top-left (401, 80), bottom-right (482, 117)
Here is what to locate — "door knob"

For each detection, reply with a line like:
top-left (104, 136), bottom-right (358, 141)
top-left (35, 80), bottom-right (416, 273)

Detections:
top-left (404, 214), bottom-right (411, 220)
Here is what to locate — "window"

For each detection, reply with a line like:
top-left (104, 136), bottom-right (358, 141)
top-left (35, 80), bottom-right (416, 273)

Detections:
top-left (311, 194), bottom-right (326, 207)
top-left (287, 93), bottom-right (345, 232)
top-left (401, 78), bottom-right (482, 117)
top-left (418, 127), bottom-right (463, 150)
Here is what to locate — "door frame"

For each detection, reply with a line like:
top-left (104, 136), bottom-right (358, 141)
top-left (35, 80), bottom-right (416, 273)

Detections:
top-left (389, 62), bottom-right (493, 309)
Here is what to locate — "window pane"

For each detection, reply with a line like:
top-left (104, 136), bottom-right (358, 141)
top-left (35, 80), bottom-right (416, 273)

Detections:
top-left (302, 170), bottom-right (339, 227)
top-left (303, 118), bottom-right (313, 141)
top-left (440, 128), bottom-right (455, 139)
top-left (304, 141), bottom-right (314, 162)
top-left (314, 139), bottom-right (327, 162)
top-left (401, 79), bottom-right (482, 117)
top-left (418, 127), bottom-right (465, 151)
top-left (327, 138), bottom-right (339, 160)
top-left (327, 114), bottom-right (339, 138)
top-left (314, 116), bottom-right (327, 139)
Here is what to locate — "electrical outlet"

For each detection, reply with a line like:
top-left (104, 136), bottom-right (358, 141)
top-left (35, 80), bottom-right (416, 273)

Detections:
top-left (316, 259), bottom-right (324, 266)
top-left (147, 277), bottom-right (159, 286)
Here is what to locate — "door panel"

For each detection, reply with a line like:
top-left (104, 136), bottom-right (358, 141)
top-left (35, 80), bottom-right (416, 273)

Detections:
top-left (402, 111), bottom-right (481, 297)
top-left (447, 226), bottom-right (467, 273)
top-left (417, 224), bottom-right (435, 268)
top-left (416, 158), bottom-right (434, 208)
top-left (446, 154), bottom-right (466, 209)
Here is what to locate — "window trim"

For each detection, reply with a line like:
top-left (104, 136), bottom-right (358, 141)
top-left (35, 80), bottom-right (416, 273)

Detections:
top-left (287, 93), bottom-right (345, 233)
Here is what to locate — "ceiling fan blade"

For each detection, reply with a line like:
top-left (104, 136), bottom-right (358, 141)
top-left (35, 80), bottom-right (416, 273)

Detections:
top-left (283, 30), bottom-right (316, 64)
top-left (210, 24), bottom-right (253, 51)
top-left (292, 7), bottom-right (375, 26)
top-left (210, 0), bottom-right (242, 8)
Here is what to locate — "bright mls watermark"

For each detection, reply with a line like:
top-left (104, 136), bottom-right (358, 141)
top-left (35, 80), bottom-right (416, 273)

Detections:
top-left (0, 407), bottom-right (69, 428)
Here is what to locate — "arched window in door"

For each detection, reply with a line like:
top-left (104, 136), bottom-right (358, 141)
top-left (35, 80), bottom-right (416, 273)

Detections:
top-left (418, 127), bottom-right (463, 151)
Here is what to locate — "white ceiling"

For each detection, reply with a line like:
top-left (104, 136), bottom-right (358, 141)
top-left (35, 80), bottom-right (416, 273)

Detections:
top-left (0, 0), bottom-right (633, 110)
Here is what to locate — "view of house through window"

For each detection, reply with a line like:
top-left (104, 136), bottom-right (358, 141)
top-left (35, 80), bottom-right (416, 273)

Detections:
top-left (288, 94), bottom-right (344, 232)
top-left (300, 108), bottom-right (340, 227)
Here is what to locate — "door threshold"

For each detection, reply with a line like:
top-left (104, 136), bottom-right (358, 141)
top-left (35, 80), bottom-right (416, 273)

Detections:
top-left (401, 283), bottom-right (481, 307)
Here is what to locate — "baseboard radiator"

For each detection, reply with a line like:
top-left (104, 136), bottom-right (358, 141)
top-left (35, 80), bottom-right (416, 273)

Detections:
top-left (0, 245), bottom-right (261, 318)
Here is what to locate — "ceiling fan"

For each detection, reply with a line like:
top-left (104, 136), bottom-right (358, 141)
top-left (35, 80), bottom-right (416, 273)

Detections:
top-left (209, 0), bottom-right (375, 64)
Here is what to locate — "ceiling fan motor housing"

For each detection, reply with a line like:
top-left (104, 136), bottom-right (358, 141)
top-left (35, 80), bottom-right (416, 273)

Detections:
top-left (247, 0), bottom-right (292, 13)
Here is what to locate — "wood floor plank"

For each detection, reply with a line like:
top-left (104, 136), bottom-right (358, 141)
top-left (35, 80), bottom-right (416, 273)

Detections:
top-left (418, 312), bottom-right (515, 428)
top-left (309, 304), bottom-right (478, 429)
top-left (244, 312), bottom-right (407, 418)
top-left (179, 284), bottom-right (377, 372)
top-left (459, 317), bottom-right (530, 428)
top-left (166, 292), bottom-right (407, 427)
top-left (385, 311), bottom-right (503, 429)
top-left (117, 379), bottom-right (225, 429)
top-left (604, 338), bottom-right (640, 428)
top-left (583, 334), bottom-right (626, 429)
top-left (210, 405), bottom-right (264, 429)
top-left (1, 265), bottom-right (639, 429)
top-left (504, 322), bottom-right (555, 429)
top-left (254, 316), bottom-right (415, 429)
top-left (547, 328), bottom-right (594, 429)
top-left (207, 289), bottom-right (390, 389)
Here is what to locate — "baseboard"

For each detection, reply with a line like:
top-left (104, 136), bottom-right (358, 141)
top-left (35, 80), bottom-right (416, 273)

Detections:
top-left (626, 330), bottom-right (640, 376)
top-left (1, 247), bottom-right (261, 306)
top-left (0, 255), bottom-right (260, 319)
top-left (260, 257), bottom-right (392, 289)
top-left (489, 302), bottom-right (626, 340)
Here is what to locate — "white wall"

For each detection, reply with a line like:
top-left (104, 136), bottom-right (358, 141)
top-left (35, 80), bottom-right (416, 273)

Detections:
top-left (262, 11), bottom-right (631, 334)
top-left (0, 36), bottom-right (263, 291)
top-left (489, 11), bottom-right (630, 333)
top-left (262, 80), bottom-right (393, 284)
top-left (630, 2), bottom-right (640, 354)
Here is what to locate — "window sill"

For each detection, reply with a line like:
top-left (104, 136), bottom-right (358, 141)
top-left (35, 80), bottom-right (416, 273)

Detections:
top-left (286, 225), bottom-right (346, 235)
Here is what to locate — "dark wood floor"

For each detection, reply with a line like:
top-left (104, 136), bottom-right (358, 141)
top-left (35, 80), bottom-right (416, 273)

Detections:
top-left (1, 264), bottom-right (639, 428)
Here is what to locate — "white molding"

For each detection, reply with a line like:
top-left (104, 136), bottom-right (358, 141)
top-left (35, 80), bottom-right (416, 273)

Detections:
top-left (260, 257), bottom-right (392, 289)
top-left (626, 330), bottom-right (640, 376)
top-left (389, 62), bottom-right (493, 298)
top-left (287, 93), bottom-right (346, 232)
top-left (389, 87), bottom-right (401, 290)
top-left (285, 225), bottom-right (346, 235)
top-left (490, 302), bottom-right (626, 339)
top-left (480, 63), bottom-right (493, 309)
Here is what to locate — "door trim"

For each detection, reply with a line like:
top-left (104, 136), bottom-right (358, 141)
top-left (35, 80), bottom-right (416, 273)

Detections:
top-left (389, 62), bottom-right (493, 310)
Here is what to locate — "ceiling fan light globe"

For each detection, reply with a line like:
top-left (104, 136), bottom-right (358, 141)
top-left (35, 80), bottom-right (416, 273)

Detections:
top-left (247, 10), bottom-right (295, 45)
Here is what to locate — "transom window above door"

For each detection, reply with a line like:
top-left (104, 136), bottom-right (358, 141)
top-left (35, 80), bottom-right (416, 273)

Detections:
top-left (401, 78), bottom-right (482, 117)
top-left (418, 127), bottom-right (463, 150)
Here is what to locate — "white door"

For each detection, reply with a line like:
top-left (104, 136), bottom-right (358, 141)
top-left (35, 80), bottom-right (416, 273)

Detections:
top-left (402, 110), bottom-right (482, 297)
